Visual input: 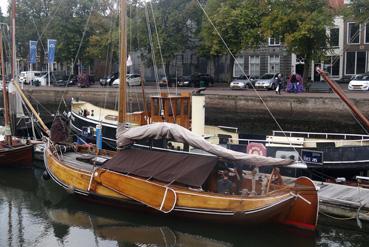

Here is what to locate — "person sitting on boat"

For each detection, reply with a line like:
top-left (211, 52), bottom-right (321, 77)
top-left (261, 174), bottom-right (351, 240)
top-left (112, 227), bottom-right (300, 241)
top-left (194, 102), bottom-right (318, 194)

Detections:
top-left (217, 171), bottom-right (233, 194)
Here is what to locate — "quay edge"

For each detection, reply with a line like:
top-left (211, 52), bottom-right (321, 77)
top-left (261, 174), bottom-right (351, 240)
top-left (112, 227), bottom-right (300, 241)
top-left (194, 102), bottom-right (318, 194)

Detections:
top-left (20, 87), bottom-right (369, 134)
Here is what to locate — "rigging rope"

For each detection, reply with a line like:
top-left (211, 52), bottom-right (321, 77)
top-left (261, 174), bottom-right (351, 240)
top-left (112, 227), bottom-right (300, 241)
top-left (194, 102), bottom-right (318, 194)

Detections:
top-left (195, 0), bottom-right (305, 163)
top-left (148, 1), bottom-right (176, 123)
top-left (144, 3), bottom-right (162, 116)
top-left (55, 5), bottom-right (95, 115)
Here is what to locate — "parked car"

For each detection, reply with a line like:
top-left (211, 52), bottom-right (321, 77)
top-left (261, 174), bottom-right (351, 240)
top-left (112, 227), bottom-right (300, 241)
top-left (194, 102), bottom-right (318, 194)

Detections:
top-left (348, 73), bottom-right (369, 91)
top-left (229, 75), bottom-right (256, 90)
top-left (254, 73), bottom-right (281, 90)
top-left (190, 73), bottom-right (214, 87)
top-left (100, 73), bottom-right (119, 86)
top-left (335, 75), bottom-right (354, 84)
top-left (112, 74), bottom-right (141, 87)
top-left (159, 77), bottom-right (168, 87)
top-left (177, 76), bottom-right (191, 87)
top-left (33, 72), bottom-right (50, 86)
top-left (54, 75), bottom-right (77, 87)
top-left (19, 71), bottom-right (43, 84)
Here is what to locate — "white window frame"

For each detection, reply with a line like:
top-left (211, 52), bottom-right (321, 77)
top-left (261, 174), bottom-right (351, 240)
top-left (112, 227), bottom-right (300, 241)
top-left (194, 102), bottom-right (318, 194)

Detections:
top-left (233, 56), bottom-right (244, 77)
top-left (249, 56), bottom-right (260, 77)
top-left (347, 22), bottom-right (361, 44)
top-left (268, 37), bottom-right (280, 46)
top-left (268, 55), bottom-right (280, 74)
top-left (345, 51), bottom-right (368, 75)
top-left (329, 27), bottom-right (340, 47)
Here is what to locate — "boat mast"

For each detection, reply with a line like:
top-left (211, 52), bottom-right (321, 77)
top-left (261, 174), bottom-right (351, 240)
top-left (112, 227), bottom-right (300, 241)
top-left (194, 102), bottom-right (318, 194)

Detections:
top-left (118, 0), bottom-right (127, 123)
top-left (9, 0), bottom-right (50, 135)
top-left (11, 0), bottom-right (16, 81)
top-left (318, 68), bottom-right (369, 131)
top-left (0, 31), bottom-right (12, 145)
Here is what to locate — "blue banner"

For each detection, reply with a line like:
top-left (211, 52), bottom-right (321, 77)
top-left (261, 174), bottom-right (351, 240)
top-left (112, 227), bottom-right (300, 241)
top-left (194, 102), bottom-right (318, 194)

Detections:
top-left (29, 41), bottom-right (37, 64)
top-left (47, 39), bottom-right (57, 63)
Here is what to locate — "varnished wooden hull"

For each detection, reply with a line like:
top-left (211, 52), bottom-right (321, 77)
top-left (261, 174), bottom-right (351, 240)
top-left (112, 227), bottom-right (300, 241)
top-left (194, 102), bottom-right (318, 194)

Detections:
top-left (45, 148), bottom-right (318, 231)
top-left (0, 144), bottom-right (33, 167)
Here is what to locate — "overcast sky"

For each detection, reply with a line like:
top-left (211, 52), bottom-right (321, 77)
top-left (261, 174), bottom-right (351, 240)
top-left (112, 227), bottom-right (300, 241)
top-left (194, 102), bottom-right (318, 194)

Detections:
top-left (0, 1), bottom-right (8, 15)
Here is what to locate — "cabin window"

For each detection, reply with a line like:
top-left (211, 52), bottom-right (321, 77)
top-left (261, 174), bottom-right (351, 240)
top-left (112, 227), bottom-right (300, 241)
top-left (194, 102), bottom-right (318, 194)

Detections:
top-left (268, 55), bottom-right (280, 74)
top-left (347, 22), bottom-right (360, 44)
top-left (330, 28), bottom-right (339, 47)
top-left (233, 56), bottom-right (244, 77)
top-left (345, 51), bottom-right (367, 75)
top-left (249, 56), bottom-right (260, 77)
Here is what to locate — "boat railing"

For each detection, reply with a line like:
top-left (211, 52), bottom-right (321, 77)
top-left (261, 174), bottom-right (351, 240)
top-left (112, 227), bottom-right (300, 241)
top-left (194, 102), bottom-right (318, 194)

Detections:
top-left (227, 135), bottom-right (369, 147)
top-left (271, 130), bottom-right (369, 140)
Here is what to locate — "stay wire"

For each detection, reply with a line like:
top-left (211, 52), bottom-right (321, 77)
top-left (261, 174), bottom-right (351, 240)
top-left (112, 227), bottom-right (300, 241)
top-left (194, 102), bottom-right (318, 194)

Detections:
top-left (195, 0), bottom-right (305, 163)
top-left (144, 4), bottom-right (162, 115)
top-left (148, 1), bottom-right (176, 122)
top-left (55, 5), bottom-right (95, 116)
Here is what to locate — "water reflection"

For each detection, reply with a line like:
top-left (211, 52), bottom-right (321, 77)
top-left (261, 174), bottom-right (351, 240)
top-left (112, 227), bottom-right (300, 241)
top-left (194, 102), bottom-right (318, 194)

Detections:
top-left (0, 167), bottom-right (367, 247)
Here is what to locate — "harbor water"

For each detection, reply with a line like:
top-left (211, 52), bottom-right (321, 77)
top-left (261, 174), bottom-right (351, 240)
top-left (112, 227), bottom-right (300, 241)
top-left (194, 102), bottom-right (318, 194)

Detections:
top-left (0, 166), bottom-right (368, 247)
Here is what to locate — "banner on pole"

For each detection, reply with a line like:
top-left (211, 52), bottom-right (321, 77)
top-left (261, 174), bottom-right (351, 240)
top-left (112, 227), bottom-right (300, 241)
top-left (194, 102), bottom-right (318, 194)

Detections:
top-left (29, 41), bottom-right (37, 64)
top-left (47, 39), bottom-right (57, 63)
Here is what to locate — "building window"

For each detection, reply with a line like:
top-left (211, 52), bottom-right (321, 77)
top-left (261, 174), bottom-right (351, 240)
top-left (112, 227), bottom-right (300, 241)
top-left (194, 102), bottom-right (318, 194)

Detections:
top-left (268, 37), bottom-right (280, 46)
top-left (233, 56), bottom-right (244, 77)
top-left (345, 51), bottom-right (367, 75)
top-left (323, 56), bottom-right (340, 76)
top-left (365, 24), bottom-right (369, 44)
top-left (268, 55), bottom-right (280, 73)
top-left (249, 56), bottom-right (260, 76)
top-left (347, 22), bottom-right (360, 44)
top-left (330, 28), bottom-right (339, 47)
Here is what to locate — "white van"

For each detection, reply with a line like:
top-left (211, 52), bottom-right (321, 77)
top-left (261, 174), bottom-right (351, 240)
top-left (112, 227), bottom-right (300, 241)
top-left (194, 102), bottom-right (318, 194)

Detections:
top-left (19, 71), bottom-right (43, 84)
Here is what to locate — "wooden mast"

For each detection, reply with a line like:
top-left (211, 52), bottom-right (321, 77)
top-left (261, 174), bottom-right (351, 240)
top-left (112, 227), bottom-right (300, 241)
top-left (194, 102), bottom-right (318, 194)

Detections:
top-left (0, 31), bottom-right (12, 145)
top-left (11, 0), bottom-right (16, 81)
top-left (317, 67), bottom-right (369, 131)
top-left (118, 0), bottom-right (127, 123)
top-left (8, 0), bottom-right (49, 135)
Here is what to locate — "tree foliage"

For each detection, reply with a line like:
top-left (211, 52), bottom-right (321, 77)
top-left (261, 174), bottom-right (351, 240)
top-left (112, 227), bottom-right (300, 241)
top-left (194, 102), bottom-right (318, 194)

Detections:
top-left (2, 0), bottom-right (353, 80)
top-left (200, 0), bottom-right (267, 56)
top-left (261, 0), bottom-right (335, 80)
top-left (346, 0), bottom-right (369, 23)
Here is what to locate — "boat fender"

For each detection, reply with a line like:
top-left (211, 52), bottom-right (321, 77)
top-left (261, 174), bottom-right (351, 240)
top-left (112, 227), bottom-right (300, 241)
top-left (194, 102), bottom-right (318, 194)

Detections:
top-left (42, 170), bottom-right (50, 180)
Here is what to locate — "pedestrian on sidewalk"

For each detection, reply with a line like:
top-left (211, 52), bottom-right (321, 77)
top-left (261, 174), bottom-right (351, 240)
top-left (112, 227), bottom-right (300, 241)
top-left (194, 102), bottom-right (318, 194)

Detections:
top-left (290, 74), bottom-right (298, 93)
top-left (275, 73), bottom-right (283, 95)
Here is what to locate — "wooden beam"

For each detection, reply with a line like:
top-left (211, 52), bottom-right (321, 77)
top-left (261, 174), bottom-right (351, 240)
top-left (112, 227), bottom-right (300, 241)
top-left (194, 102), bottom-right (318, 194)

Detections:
top-left (118, 0), bottom-right (127, 124)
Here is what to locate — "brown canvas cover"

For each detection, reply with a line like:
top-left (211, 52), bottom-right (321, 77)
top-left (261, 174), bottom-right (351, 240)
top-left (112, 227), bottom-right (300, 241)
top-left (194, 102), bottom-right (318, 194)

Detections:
top-left (116, 122), bottom-right (294, 167)
top-left (102, 148), bottom-right (217, 187)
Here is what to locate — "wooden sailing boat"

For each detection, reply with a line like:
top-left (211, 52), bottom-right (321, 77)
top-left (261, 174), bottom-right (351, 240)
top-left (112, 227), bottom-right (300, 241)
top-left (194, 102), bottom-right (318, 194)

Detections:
top-left (0, 8), bottom-right (33, 167)
top-left (44, 0), bottom-right (318, 231)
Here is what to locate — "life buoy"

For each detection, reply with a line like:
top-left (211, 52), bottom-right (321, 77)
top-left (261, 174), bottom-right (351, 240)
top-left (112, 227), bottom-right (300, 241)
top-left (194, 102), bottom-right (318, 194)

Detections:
top-left (246, 142), bottom-right (267, 156)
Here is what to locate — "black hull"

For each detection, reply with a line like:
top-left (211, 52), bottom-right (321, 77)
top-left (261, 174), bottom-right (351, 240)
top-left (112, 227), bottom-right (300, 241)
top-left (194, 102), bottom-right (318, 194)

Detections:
top-left (70, 111), bottom-right (117, 149)
top-left (229, 143), bottom-right (369, 170)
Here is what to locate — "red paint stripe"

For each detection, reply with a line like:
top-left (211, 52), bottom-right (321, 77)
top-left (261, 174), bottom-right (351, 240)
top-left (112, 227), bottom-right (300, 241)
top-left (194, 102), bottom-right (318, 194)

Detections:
top-left (282, 220), bottom-right (316, 231)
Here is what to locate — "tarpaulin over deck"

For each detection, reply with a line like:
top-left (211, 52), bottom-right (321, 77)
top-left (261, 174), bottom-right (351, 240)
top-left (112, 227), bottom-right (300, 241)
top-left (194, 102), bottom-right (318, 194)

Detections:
top-left (116, 122), bottom-right (294, 167)
top-left (102, 148), bottom-right (217, 187)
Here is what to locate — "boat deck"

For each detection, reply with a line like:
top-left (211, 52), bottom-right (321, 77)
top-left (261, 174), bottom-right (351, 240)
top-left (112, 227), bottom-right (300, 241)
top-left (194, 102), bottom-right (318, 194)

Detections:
top-left (61, 151), bottom-right (101, 172)
top-left (316, 181), bottom-right (369, 221)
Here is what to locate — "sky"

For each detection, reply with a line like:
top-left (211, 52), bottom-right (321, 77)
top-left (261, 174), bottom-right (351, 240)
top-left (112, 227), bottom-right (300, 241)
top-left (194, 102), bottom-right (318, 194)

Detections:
top-left (0, 1), bottom-right (8, 16)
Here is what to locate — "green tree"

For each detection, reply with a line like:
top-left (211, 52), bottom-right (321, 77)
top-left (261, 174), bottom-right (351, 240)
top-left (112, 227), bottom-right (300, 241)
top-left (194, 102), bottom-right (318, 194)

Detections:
top-left (200, 0), bottom-right (267, 81)
top-left (261, 0), bottom-right (335, 82)
top-left (138, 0), bottom-right (203, 76)
top-left (345, 0), bottom-right (369, 23)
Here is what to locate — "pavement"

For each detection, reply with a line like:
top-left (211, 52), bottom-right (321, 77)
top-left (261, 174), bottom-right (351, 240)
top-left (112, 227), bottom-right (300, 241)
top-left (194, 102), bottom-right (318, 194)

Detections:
top-left (22, 82), bottom-right (369, 99)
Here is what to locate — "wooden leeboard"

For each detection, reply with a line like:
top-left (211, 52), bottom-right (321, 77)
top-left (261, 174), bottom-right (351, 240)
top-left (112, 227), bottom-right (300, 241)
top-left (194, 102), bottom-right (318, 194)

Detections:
top-left (97, 169), bottom-right (177, 213)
